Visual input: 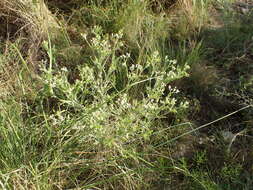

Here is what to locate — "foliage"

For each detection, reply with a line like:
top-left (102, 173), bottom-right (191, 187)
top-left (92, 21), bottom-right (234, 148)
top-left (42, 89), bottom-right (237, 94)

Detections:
top-left (0, 0), bottom-right (252, 189)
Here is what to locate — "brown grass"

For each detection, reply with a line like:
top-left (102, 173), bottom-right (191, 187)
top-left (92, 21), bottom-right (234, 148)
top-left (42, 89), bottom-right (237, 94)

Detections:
top-left (0, 0), bottom-right (62, 97)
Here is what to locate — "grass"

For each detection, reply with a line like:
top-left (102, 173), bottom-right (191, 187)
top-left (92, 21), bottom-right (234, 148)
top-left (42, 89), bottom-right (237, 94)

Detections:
top-left (0, 0), bottom-right (253, 189)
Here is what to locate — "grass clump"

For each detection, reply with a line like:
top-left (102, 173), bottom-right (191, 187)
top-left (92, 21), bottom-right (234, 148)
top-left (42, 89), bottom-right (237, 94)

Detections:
top-left (0, 26), bottom-right (190, 189)
top-left (0, 0), bottom-right (253, 189)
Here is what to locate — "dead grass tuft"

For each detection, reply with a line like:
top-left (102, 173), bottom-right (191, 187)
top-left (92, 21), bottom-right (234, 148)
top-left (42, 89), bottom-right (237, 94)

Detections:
top-left (0, 0), bottom-right (62, 97)
top-left (0, 0), bottom-right (61, 58)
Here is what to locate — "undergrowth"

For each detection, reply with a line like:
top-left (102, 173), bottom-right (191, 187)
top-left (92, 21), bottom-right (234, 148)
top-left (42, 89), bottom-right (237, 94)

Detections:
top-left (0, 0), bottom-right (253, 189)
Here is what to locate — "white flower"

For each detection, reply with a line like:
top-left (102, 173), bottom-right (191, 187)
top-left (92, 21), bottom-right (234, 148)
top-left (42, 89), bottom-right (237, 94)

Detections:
top-left (61, 67), bottom-right (68, 72)
top-left (81, 33), bottom-right (87, 40)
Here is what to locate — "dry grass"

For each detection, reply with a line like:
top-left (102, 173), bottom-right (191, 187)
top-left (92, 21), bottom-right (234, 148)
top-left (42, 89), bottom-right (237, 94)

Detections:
top-left (0, 0), bottom-right (62, 64)
top-left (0, 0), bottom-right (63, 97)
top-left (168, 0), bottom-right (214, 39)
top-left (1, 0), bottom-right (253, 189)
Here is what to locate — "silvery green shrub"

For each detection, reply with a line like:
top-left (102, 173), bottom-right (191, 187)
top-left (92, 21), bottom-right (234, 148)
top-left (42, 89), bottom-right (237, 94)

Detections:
top-left (39, 26), bottom-right (190, 148)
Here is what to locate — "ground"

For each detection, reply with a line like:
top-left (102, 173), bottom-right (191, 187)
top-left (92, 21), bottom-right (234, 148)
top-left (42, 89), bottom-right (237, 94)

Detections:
top-left (0, 0), bottom-right (252, 189)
